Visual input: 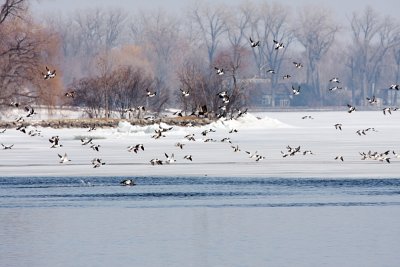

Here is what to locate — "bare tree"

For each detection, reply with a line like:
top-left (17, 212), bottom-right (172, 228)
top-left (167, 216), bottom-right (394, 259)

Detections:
top-left (131, 10), bottom-right (181, 90)
top-left (0, 0), bottom-right (62, 109)
top-left (190, 2), bottom-right (228, 66)
top-left (224, 3), bottom-right (252, 66)
top-left (294, 6), bottom-right (338, 106)
top-left (249, 2), bottom-right (294, 107)
top-left (0, 0), bottom-right (26, 24)
top-left (349, 6), bottom-right (400, 105)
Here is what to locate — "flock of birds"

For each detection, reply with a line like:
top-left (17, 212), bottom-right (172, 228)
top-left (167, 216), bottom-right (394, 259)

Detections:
top-left (2, 37), bottom-right (400, 186)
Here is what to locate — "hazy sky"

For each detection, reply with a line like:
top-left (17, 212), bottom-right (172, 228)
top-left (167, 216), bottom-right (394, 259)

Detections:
top-left (32, 0), bottom-right (400, 21)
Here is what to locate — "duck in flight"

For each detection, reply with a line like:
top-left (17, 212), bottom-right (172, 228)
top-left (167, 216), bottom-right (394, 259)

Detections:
top-left (383, 107), bottom-right (392, 115)
top-left (81, 138), bottom-right (93, 146)
top-left (58, 153), bottom-right (71, 163)
top-left (180, 88), bottom-right (190, 97)
top-left (90, 144), bottom-right (101, 152)
top-left (215, 67), bottom-right (224, 75)
top-left (347, 104), bottom-right (356, 113)
top-left (302, 115), bottom-right (314, 119)
top-left (24, 106), bottom-right (36, 117)
top-left (146, 89), bottom-right (157, 98)
top-left (366, 95), bottom-right (377, 104)
top-left (334, 123), bottom-right (342, 130)
top-left (183, 155), bottom-right (193, 161)
top-left (127, 144), bottom-right (144, 153)
top-left (292, 85), bottom-right (300, 95)
top-left (42, 66), bottom-right (56, 80)
top-left (150, 158), bottom-right (163, 165)
top-left (330, 77), bottom-right (340, 83)
top-left (293, 62), bottom-right (303, 68)
top-left (65, 91), bottom-right (76, 98)
top-left (49, 136), bottom-right (63, 148)
top-left (329, 86), bottom-right (342, 91)
top-left (91, 158), bottom-right (105, 168)
top-left (1, 143), bottom-right (14, 150)
top-left (164, 153), bottom-right (176, 164)
top-left (273, 40), bottom-right (284, 50)
top-left (335, 156), bottom-right (344, 161)
top-left (249, 37), bottom-right (260, 47)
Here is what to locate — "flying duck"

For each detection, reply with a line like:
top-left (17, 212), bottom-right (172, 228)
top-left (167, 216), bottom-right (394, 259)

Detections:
top-left (150, 158), bottom-right (163, 165)
top-left (328, 86), bottom-right (342, 91)
top-left (245, 150), bottom-right (258, 158)
top-left (302, 115), bottom-right (314, 119)
top-left (65, 91), bottom-right (76, 98)
top-left (180, 88), bottom-right (190, 97)
top-left (231, 145), bottom-right (240, 152)
top-left (273, 40), bottom-right (284, 50)
top-left (249, 37), bottom-right (260, 47)
top-left (292, 85), bottom-right (300, 95)
top-left (266, 69), bottom-right (275, 74)
top-left (24, 106), bottom-right (36, 117)
top-left (81, 138), bottom-right (93, 145)
top-left (10, 101), bottom-right (20, 107)
top-left (91, 158), bottom-right (105, 168)
top-left (127, 144), bottom-right (144, 153)
top-left (201, 128), bottom-right (216, 136)
top-left (183, 155), bottom-right (193, 161)
top-left (42, 66), bottom-right (56, 80)
top-left (58, 153), bottom-right (71, 163)
top-left (330, 77), bottom-right (340, 83)
top-left (175, 142), bottom-right (185, 149)
top-left (90, 144), bottom-right (101, 152)
top-left (215, 67), bottom-right (224, 75)
top-left (383, 107), bottom-right (392, 115)
top-left (221, 137), bottom-right (232, 143)
top-left (151, 129), bottom-right (166, 139)
top-left (293, 62), bottom-right (303, 68)
top-left (366, 96), bottom-right (377, 104)
top-left (16, 125), bottom-right (26, 133)
top-left (221, 95), bottom-right (230, 104)
top-left (389, 84), bottom-right (399, 90)
top-left (146, 89), bottom-right (157, 97)
top-left (255, 154), bottom-right (265, 161)
top-left (347, 104), bottom-right (356, 113)
top-left (164, 153), bottom-right (176, 164)
top-left (49, 136), bottom-right (63, 148)
top-left (1, 143), bottom-right (13, 149)
top-left (28, 129), bottom-right (41, 137)
top-left (334, 123), bottom-right (342, 130)
top-left (334, 156), bottom-right (344, 161)
top-left (185, 133), bottom-right (196, 141)
top-left (173, 110), bottom-right (183, 117)
top-left (236, 108), bottom-right (248, 118)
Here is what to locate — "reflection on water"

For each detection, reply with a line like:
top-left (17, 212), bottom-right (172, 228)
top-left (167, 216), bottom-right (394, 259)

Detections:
top-left (1, 176), bottom-right (400, 267)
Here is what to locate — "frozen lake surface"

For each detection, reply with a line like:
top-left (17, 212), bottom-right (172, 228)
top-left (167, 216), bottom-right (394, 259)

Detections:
top-left (1, 111), bottom-right (400, 266)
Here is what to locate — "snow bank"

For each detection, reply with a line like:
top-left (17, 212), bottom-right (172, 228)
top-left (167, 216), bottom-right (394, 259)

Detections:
top-left (208, 113), bottom-right (292, 130)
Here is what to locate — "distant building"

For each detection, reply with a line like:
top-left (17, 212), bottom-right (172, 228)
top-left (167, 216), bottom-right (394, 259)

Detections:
top-left (242, 77), bottom-right (291, 108)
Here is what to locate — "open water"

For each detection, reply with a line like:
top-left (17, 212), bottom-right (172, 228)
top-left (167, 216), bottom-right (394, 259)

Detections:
top-left (1, 176), bottom-right (400, 267)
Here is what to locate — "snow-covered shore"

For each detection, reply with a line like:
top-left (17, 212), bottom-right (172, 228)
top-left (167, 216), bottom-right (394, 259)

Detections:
top-left (1, 111), bottom-right (400, 178)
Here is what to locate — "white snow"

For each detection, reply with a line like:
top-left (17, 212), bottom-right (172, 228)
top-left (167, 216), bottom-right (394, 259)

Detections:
top-left (1, 110), bottom-right (400, 178)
